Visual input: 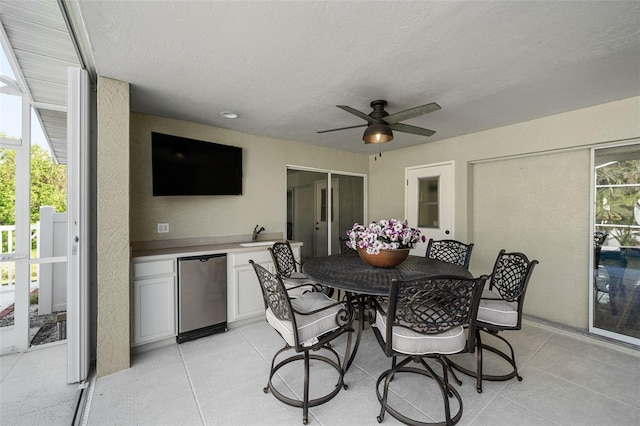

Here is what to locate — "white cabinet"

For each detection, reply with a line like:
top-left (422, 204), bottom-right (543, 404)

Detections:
top-left (227, 245), bottom-right (301, 323)
top-left (227, 250), bottom-right (273, 322)
top-left (131, 259), bottom-right (177, 346)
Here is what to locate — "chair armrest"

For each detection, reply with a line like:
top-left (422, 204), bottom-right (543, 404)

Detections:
top-left (282, 276), bottom-right (324, 293)
top-left (292, 297), bottom-right (354, 330)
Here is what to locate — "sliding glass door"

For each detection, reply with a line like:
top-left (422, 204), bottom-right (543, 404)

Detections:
top-left (591, 141), bottom-right (640, 345)
top-left (286, 167), bottom-right (365, 264)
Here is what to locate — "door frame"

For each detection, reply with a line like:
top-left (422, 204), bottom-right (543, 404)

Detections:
top-left (405, 161), bottom-right (455, 256)
top-left (286, 165), bottom-right (368, 256)
top-left (589, 139), bottom-right (640, 346)
top-left (66, 67), bottom-right (91, 383)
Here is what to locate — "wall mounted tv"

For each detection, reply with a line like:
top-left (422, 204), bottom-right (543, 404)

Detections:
top-left (151, 132), bottom-right (243, 196)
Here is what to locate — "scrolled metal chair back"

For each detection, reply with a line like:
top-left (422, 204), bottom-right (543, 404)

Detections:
top-left (250, 260), bottom-right (293, 322)
top-left (269, 241), bottom-right (297, 278)
top-left (593, 232), bottom-right (607, 269)
top-left (425, 239), bottom-right (474, 268)
top-left (386, 275), bottom-right (487, 353)
top-left (489, 250), bottom-right (538, 302)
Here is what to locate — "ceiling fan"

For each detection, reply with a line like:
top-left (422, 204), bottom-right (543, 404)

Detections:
top-left (317, 100), bottom-right (441, 144)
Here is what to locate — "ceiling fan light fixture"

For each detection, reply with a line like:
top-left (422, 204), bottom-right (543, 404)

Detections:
top-left (363, 122), bottom-right (394, 144)
top-left (220, 111), bottom-right (239, 119)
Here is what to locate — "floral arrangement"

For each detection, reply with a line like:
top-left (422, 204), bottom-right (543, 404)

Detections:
top-left (346, 219), bottom-right (425, 255)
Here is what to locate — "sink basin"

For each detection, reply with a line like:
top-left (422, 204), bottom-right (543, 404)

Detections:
top-left (239, 241), bottom-right (278, 247)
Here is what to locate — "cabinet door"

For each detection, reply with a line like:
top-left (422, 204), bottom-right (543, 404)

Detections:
top-left (232, 261), bottom-right (272, 321)
top-left (132, 275), bottom-right (176, 345)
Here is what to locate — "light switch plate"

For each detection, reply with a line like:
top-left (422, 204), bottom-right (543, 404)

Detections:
top-left (157, 223), bottom-right (169, 233)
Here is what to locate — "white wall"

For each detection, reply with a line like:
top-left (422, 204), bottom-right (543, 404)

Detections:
top-left (368, 96), bottom-right (640, 329)
top-left (130, 113), bottom-right (369, 242)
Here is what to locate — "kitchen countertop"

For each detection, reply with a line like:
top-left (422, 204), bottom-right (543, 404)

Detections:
top-left (131, 239), bottom-right (302, 261)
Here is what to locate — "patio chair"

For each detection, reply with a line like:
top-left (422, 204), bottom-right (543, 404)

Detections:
top-left (269, 240), bottom-right (331, 297)
top-left (425, 239), bottom-right (474, 269)
top-left (371, 275), bottom-right (487, 425)
top-left (448, 249), bottom-right (538, 393)
top-left (250, 261), bottom-right (353, 424)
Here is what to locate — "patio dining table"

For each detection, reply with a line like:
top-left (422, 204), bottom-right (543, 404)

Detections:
top-left (302, 252), bottom-right (472, 372)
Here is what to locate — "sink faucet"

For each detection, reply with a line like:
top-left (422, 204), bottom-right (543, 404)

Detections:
top-left (252, 225), bottom-right (265, 241)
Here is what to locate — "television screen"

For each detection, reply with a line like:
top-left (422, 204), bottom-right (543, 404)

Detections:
top-left (151, 132), bottom-right (243, 196)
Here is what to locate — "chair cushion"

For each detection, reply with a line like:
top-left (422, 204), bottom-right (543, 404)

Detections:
top-left (374, 308), bottom-right (466, 355)
top-left (283, 277), bottom-right (316, 298)
top-left (266, 292), bottom-right (341, 347)
top-left (290, 271), bottom-right (308, 279)
top-left (477, 289), bottom-right (518, 327)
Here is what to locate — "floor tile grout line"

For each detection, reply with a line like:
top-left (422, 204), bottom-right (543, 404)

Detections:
top-left (178, 344), bottom-right (207, 426)
top-left (523, 318), bottom-right (640, 357)
top-left (0, 351), bottom-right (24, 383)
top-left (491, 392), bottom-right (563, 426)
top-left (543, 336), bottom-right (640, 374)
top-left (525, 363), bottom-right (640, 413)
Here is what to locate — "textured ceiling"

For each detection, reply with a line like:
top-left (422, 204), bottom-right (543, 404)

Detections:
top-left (75, 0), bottom-right (640, 155)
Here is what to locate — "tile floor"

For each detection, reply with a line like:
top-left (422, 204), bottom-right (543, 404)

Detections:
top-left (2, 318), bottom-right (639, 425)
top-left (0, 341), bottom-right (81, 425)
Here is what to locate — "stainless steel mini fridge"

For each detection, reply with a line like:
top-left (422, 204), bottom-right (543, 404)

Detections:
top-left (177, 254), bottom-right (227, 343)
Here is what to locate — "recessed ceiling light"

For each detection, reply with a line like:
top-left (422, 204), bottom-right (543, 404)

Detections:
top-left (220, 111), bottom-right (239, 119)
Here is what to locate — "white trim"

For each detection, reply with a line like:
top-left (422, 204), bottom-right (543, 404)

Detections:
top-left (12, 96), bottom-right (32, 351)
top-left (66, 67), bottom-right (91, 383)
top-left (0, 137), bottom-right (21, 147)
top-left (32, 101), bottom-right (67, 112)
top-left (0, 25), bottom-right (30, 100)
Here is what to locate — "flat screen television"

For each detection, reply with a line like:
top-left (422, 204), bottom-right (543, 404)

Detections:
top-left (151, 132), bottom-right (243, 196)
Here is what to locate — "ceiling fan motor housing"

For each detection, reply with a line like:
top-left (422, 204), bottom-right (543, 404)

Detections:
top-left (369, 100), bottom-right (390, 123)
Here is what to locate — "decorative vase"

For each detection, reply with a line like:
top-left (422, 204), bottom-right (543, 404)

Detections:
top-left (357, 247), bottom-right (410, 268)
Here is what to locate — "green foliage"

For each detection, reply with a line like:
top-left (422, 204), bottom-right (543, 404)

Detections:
top-left (0, 145), bottom-right (67, 227)
top-left (0, 148), bottom-right (16, 226)
top-left (29, 145), bottom-right (67, 222)
top-left (595, 159), bottom-right (640, 246)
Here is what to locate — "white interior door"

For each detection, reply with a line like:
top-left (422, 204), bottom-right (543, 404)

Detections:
top-left (314, 179), bottom-right (339, 256)
top-left (406, 162), bottom-right (455, 255)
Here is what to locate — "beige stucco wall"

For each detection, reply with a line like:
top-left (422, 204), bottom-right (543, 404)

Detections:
top-left (129, 113), bottom-right (369, 242)
top-left (368, 96), bottom-right (640, 329)
top-left (96, 77), bottom-right (131, 377)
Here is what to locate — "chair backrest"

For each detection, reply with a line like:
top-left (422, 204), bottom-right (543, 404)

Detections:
top-left (269, 241), bottom-right (297, 278)
top-left (425, 239), bottom-right (474, 268)
top-left (338, 237), bottom-right (356, 254)
top-left (250, 260), bottom-right (296, 323)
top-left (593, 232), bottom-right (607, 269)
top-left (382, 275), bottom-right (487, 356)
top-left (488, 249), bottom-right (538, 306)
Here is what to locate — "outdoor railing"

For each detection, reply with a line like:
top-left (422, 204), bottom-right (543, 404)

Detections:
top-left (0, 224), bottom-right (39, 286)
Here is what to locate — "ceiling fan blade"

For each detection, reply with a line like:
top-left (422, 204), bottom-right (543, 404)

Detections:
top-left (337, 105), bottom-right (380, 123)
top-left (385, 102), bottom-right (441, 124)
top-left (317, 123), bottom-right (368, 134)
top-left (390, 122), bottom-right (436, 137)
